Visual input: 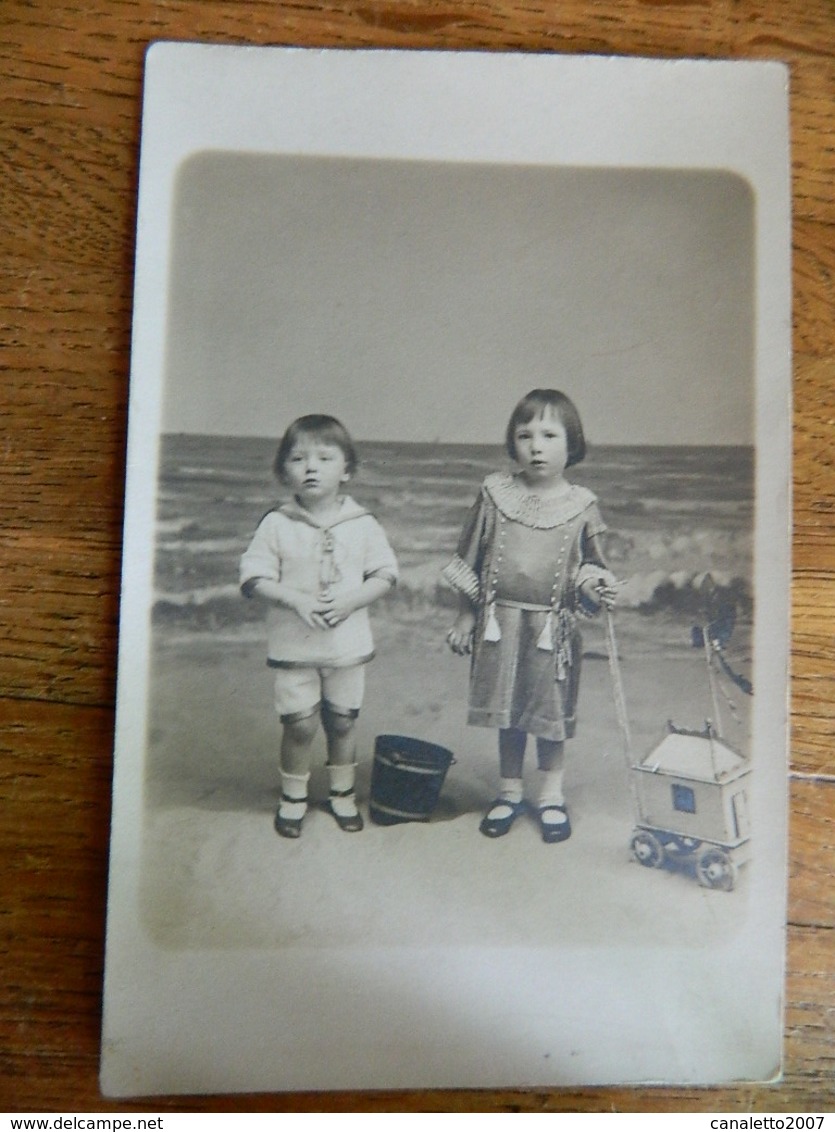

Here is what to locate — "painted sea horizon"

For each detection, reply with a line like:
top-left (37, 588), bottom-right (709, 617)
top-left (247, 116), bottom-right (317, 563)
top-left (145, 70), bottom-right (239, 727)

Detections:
top-left (153, 433), bottom-right (754, 644)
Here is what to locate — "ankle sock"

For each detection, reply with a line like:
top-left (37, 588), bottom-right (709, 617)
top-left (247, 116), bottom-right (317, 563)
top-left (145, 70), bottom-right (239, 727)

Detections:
top-left (498, 777), bottom-right (524, 804)
top-left (279, 770), bottom-right (309, 821)
top-left (328, 763), bottom-right (359, 818)
top-left (537, 768), bottom-right (568, 826)
top-left (487, 777), bottom-right (523, 818)
top-left (536, 768), bottom-right (565, 808)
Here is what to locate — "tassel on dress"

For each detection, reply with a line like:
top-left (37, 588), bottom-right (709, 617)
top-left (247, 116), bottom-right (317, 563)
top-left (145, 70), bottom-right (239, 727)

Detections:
top-left (536, 610), bottom-right (554, 652)
top-left (483, 602), bottom-right (501, 642)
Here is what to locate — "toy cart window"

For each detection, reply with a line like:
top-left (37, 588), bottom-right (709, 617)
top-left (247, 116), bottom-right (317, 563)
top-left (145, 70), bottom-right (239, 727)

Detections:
top-left (672, 784), bottom-right (696, 814)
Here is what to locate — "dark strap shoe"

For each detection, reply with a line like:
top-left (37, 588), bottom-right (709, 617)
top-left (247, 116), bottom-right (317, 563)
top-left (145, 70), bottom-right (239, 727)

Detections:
top-left (537, 803), bottom-right (571, 843)
top-left (323, 789), bottom-right (364, 832)
top-left (274, 793), bottom-right (307, 839)
top-left (479, 798), bottom-right (527, 838)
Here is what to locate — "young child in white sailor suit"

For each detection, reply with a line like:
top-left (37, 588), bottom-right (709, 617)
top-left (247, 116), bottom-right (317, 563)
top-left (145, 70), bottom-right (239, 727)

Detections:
top-left (444, 389), bottom-right (616, 844)
top-left (240, 414), bottom-right (398, 838)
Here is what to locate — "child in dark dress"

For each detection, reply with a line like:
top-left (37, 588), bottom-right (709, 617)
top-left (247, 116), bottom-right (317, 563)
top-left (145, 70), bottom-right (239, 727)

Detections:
top-left (443, 390), bottom-right (616, 842)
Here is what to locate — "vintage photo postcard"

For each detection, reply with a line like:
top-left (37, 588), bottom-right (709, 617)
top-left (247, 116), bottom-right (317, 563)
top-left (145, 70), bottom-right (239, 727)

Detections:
top-left (101, 44), bottom-right (791, 1095)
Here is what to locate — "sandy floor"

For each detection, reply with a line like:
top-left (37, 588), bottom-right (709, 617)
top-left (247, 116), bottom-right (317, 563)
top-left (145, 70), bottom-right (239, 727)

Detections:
top-left (140, 605), bottom-right (752, 952)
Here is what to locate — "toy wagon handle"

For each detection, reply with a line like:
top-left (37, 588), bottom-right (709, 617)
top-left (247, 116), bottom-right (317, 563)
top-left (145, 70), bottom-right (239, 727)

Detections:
top-left (603, 604), bottom-right (633, 764)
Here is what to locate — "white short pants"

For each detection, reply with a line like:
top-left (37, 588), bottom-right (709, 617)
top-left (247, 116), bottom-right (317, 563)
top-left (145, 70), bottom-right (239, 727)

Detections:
top-left (272, 663), bottom-right (365, 723)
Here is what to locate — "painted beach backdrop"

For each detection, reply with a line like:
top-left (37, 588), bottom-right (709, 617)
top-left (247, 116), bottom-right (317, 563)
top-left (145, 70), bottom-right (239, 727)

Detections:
top-left (153, 434), bottom-right (753, 643)
top-left (143, 434), bottom-right (757, 950)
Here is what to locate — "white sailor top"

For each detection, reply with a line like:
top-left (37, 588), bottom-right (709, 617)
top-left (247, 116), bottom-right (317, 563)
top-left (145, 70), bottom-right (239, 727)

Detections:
top-left (240, 495), bottom-right (398, 668)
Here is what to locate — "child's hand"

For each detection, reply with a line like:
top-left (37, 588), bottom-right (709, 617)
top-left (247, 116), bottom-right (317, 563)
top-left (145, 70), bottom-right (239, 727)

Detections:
top-left (446, 609), bottom-right (476, 655)
top-left (288, 592), bottom-right (334, 629)
top-left (316, 577), bottom-right (391, 628)
top-left (319, 594), bottom-right (357, 628)
top-left (584, 570), bottom-right (618, 610)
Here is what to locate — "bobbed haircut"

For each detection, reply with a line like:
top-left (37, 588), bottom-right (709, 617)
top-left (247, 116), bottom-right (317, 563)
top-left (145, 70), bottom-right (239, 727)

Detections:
top-left (505, 389), bottom-right (586, 468)
top-left (273, 414), bottom-right (359, 480)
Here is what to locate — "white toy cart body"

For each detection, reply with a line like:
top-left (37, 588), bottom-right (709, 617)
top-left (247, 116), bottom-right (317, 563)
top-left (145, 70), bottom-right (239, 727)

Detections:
top-left (602, 590), bottom-right (752, 893)
top-left (629, 724), bottom-right (751, 891)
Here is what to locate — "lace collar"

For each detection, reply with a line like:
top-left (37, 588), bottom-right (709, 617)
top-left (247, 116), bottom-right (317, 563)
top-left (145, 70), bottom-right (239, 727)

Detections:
top-left (483, 472), bottom-right (596, 529)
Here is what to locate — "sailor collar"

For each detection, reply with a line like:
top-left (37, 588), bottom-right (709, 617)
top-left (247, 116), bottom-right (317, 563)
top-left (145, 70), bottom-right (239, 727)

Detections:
top-left (483, 472), bottom-right (596, 530)
top-left (279, 495), bottom-right (369, 530)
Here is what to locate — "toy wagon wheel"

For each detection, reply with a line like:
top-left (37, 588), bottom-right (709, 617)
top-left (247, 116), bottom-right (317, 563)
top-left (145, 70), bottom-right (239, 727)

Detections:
top-left (696, 846), bottom-right (737, 891)
top-left (631, 829), bottom-right (665, 869)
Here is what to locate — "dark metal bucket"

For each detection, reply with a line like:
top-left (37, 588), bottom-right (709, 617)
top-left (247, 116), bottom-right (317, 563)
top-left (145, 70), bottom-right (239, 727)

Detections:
top-left (369, 734), bottom-right (456, 825)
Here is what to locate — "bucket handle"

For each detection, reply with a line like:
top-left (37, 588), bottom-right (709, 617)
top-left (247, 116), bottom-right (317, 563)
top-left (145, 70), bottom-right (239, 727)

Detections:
top-left (385, 753), bottom-right (456, 768)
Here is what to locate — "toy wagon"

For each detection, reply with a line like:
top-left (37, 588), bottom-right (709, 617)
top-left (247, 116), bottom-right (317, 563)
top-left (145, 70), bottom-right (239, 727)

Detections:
top-left (629, 722), bottom-right (751, 891)
top-left (603, 575), bottom-right (753, 892)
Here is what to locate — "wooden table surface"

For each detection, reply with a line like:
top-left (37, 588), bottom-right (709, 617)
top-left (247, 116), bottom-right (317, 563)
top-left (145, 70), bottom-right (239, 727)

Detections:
top-left (2, 0), bottom-right (833, 1114)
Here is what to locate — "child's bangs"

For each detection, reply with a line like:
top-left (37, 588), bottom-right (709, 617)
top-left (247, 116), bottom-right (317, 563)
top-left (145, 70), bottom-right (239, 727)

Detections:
top-left (514, 397), bottom-right (566, 428)
top-left (292, 423), bottom-right (349, 453)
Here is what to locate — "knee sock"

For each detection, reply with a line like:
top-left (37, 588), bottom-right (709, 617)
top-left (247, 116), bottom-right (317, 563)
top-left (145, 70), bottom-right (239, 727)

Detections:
top-left (279, 770), bottom-right (309, 821)
top-left (327, 763), bottom-right (359, 819)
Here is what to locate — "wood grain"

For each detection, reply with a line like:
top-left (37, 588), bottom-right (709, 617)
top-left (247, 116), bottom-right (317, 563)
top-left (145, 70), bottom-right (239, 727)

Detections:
top-left (2, 0), bottom-right (832, 1113)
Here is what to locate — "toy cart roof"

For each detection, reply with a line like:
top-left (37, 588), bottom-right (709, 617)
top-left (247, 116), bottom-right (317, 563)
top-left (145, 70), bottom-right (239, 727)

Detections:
top-left (636, 732), bottom-right (748, 782)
